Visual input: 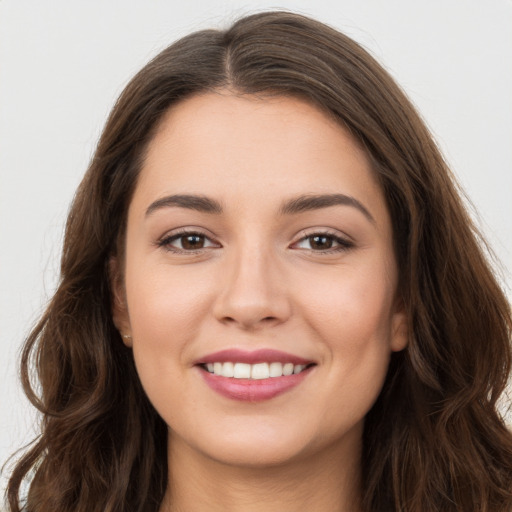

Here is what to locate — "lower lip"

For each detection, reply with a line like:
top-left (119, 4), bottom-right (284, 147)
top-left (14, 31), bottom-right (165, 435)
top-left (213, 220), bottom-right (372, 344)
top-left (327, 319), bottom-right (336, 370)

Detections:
top-left (198, 366), bottom-right (314, 402)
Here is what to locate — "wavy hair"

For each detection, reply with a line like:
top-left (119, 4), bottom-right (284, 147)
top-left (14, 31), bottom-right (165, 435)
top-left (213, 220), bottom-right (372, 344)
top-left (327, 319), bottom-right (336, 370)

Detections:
top-left (6, 11), bottom-right (512, 512)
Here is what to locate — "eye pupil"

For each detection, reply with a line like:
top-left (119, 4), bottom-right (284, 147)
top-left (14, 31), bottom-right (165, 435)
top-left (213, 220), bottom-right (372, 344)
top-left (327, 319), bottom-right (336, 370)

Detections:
top-left (310, 235), bottom-right (333, 250)
top-left (182, 234), bottom-right (204, 250)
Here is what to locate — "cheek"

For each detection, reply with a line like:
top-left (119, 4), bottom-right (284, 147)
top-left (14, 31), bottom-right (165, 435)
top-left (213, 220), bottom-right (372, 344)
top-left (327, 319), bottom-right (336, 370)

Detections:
top-left (299, 260), bottom-right (396, 397)
top-left (297, 267), bottom-right (395, 428)
top-left (300, 262), bottom-right (396, 351)
top-left (125, 261), bottom-right (214, 343)
top-left (123, 263), bottom-right (213, 421)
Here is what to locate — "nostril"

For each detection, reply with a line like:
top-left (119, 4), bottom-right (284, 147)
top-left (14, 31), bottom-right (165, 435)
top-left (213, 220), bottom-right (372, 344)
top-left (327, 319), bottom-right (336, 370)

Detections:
top-left (220, 314), bottom-right (280, 328)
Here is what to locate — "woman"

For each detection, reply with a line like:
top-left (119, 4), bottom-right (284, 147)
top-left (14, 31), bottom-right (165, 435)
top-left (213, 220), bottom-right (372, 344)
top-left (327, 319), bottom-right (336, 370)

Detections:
top-left (6, 10), bottom-right (512, 512)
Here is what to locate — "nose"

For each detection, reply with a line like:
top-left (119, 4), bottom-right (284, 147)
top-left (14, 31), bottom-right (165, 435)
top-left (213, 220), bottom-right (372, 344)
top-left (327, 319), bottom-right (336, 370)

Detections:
top-left (212, 245), bottom-right (292, 330)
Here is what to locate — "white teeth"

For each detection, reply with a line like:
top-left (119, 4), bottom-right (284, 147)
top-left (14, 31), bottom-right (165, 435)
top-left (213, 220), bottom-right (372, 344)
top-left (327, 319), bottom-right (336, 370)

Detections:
top-left (251, 363), bottom-right (270, 379)
top-left (283, 363), bottom-right (294, 376)
top-left (221, 361), bottom-right (234, 377)
top-left (233, 362), bottom-right (251, 379)
top-left (293, 364), bottom-right (305, 374)
top-left (205, 361), bottom-right (310, 379)
top-left (269, 362), bottom-right (283, 377)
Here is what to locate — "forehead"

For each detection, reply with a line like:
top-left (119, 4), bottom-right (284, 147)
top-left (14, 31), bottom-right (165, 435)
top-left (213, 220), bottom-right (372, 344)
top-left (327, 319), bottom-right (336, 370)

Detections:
top-left (133, 92), bottom-right (388, 224)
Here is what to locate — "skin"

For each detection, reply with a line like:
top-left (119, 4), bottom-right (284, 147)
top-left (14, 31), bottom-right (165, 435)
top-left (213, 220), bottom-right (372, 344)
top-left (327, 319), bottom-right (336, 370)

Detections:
top-left (112, 91), bottom-right (408, 512)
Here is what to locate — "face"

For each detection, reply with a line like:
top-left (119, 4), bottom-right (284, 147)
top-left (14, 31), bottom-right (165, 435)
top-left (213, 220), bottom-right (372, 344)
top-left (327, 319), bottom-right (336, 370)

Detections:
top-left (113, 92), bottom-right (407, 469)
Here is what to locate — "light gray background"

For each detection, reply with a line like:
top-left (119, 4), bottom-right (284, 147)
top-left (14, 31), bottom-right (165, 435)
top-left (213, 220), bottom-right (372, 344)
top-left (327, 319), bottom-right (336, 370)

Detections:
top-left (1, 0), bottom-right (511, 500)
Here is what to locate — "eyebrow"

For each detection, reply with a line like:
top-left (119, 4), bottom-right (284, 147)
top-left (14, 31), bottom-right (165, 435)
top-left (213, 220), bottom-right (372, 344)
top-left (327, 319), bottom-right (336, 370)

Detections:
top-left (145, 194), bottom-right (223, 216)
top-left (279, 193), bottom-right (375, 223)
top-left (145, 193), bottom-right (374, 223)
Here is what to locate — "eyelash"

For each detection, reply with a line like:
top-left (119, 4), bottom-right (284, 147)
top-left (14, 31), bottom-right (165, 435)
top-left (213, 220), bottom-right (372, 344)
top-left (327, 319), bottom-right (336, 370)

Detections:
top-left (156, 229), bottom-right (354, 255)
top-left (156, 229), bottom-right (218, 253)
top-left (293, 230), bottom-right (354, 254)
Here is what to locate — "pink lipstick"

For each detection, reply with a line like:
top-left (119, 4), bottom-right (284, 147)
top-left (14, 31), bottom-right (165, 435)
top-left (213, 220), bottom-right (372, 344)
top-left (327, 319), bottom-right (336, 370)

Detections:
top-left (195, 349), bottom-right (315, 402)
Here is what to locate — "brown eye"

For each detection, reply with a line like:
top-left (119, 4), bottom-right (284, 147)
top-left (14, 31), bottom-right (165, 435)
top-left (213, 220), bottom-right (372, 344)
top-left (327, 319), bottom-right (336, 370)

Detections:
top-left (159, 231), bottom-right (219, 252)
top-left (180, 234), bottom-right (206, 250)
top-left (293, 232), bottom-right (353, 253)
top-left (309, 235), bottom-right (334, 250)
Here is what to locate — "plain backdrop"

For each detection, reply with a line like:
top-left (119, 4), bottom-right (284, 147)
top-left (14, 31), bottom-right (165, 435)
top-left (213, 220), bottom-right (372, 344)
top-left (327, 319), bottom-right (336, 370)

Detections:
top-left (1, 0), bottom-right (511, 500)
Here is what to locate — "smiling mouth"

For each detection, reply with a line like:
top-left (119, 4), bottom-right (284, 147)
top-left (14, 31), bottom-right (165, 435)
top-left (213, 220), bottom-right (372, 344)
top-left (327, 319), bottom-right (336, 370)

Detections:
top-left (200, 362), bottom-right (315, 379)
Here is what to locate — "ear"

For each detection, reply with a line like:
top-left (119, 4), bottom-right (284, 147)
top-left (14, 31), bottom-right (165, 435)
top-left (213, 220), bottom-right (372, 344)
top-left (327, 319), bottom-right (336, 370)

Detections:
top-left (390, 299), bottom-right (408, 352)
top-left (109, 256), bottom-right (133, 347)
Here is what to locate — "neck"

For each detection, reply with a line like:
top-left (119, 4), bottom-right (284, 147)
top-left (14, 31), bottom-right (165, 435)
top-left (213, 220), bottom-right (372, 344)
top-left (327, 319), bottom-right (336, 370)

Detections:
top-left (159, 432), bottom-right (363, 512)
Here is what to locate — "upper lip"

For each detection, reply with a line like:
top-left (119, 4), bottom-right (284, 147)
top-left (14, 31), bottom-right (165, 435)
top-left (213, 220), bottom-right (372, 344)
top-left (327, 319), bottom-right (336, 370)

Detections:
top-left (196, 348), bottom-right (314, 366)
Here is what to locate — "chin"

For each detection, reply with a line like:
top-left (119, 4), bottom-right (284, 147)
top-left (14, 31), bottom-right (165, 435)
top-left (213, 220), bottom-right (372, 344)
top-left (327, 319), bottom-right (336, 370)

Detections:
top-left (170, 417), bottom-right (313, 466)
top-left (169, 416), bottom-right (361, 470)
top-left (199, 440), bottom-right (309, 469)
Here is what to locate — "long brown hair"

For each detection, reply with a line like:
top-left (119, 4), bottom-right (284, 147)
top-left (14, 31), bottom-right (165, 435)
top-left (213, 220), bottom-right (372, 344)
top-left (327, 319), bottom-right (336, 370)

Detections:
top-left (6, 11), bottom-right (512, 512)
